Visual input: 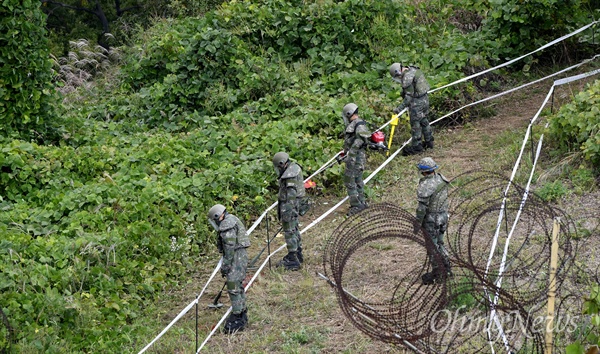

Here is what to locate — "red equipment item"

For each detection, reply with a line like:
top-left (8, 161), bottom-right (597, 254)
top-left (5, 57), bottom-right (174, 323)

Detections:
top-left (304, 180), bottom-right (316, 189)
top-left (371, 131), bottom-right (385, 144)
top-left (369, 131), bottom-right (388, 151)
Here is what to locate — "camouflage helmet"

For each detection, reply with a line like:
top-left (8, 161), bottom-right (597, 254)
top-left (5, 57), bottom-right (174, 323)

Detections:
top-left (208, 204), bottom-right (226, 221)
top-left (389, 63), bottom-right (402, 78)
top-left (273, 152), bottom-right (289, 169)
top-left (342, 103), bottom-right (359, 120)
top-left (416, 157), bottom-right (438, 172)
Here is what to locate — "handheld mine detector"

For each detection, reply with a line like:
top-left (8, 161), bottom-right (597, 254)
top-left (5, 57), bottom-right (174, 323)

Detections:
top-left (207, 282), bottom-right (227, 309)
top-left (336, 130), bottom-right (389, 164)
top-left (368, 130), bottom-right (388, 152)
top-left (247, 226), bottom-right (283, 271)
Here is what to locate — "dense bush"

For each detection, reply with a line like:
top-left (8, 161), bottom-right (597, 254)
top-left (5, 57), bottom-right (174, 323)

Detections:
top-left (1, 0), bottom-right (597, 352)
top-left (0, 0), bottom-right (58, 139)
top-left (467, 0), bottom-right (592, 61)
top-left (547, 79), bottom-right (600, 169)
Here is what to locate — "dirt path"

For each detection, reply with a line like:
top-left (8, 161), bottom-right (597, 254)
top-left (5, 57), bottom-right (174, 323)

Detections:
top-left (148, 76), bottom-right (600, 353)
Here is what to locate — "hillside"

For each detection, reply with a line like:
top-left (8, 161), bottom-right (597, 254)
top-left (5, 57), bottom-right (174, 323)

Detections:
top-left (1, 1), bottom-right (599, 353)
top-left (140, 76), bottom-right (600, 353)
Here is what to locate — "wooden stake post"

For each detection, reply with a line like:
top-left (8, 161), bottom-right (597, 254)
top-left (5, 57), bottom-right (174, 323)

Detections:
top-left (545, 218), bottom-right (560, 354)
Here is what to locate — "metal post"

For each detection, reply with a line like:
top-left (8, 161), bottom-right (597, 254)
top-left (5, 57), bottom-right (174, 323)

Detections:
top-left (545, 218), bottom-right (560, 354)
top-left (195, 296), bottom-right (199, 352)
top-left (267, 212), bottom-right (272, 271)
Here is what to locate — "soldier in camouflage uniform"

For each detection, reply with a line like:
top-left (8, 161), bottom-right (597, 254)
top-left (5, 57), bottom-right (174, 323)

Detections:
top-left (389, 63), bottom-right (434, 155)
top-left (207, 204), bottom-right (250, 333)
top-left (413, 157), bottom-right (451, 285)
top-left (273, 152), bottom-right (306, 271)
top-left (341, 103), bottom-right (371, 216)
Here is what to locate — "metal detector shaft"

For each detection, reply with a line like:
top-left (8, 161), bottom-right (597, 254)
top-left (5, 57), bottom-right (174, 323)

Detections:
top-left (207, 282), bottom-right (227, 309)
top-left (248, 226), bottom-right (283, 268)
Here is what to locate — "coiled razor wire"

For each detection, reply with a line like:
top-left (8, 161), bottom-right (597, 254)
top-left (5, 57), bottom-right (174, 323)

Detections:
top-left (322, 171), bottom-right (589, 353)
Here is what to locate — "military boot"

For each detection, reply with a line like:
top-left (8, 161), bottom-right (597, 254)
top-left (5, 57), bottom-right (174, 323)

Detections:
top-left (346, 203), bottom-right (368, 216)
top-left (223, 312), bottom-right (246, 334)
top-left (402, 144), bottom-right (424, 156)
top-left (297, 246), bottom-right (304, 264)
top-left (421, 266), bottom-right (442, 285)
top-left (241, 308), bottom-right (248, 326)
top-left (424, 138), bottom-right (434, 150)
top-left (277, 252), bottom-right (301, 271)
top-left (421, 271), bottom-right (437, 285)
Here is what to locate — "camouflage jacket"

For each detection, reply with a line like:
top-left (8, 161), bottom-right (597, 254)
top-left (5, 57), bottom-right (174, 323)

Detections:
top-left (416, 172), bottom-right (449, 224)
top-left (398, 66), bottom-right (430, 109)
top-left (278, 162), bottom-right (306, 207)
top-left (218, 213), bottom-right (250, 269)
top-left (343, 118), bottom-right (371, 157)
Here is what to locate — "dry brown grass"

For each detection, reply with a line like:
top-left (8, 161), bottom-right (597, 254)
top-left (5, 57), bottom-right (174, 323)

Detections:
top-left (139, 77), bottom-right (600, 353)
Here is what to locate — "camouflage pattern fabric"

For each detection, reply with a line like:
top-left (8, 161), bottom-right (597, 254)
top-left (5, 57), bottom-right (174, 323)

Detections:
top-left (408, 96), bottom-right (433, 147)
top-left (344, 118), bottom-right (371, 207)
top-left (416, 172), bottom-right (450, 270)
top-left (278, 162), bottom-right (305, 253)
top-left (218, 213), bottom-right (250, 314)
top-left (396, 67), bottom-right (433, 147)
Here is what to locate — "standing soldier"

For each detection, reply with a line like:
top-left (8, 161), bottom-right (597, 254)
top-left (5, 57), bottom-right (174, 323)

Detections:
top-left (340, 103), bottom-right (371, 216)
top-left (413, 157), bottom-right (451, 285)
top-left (389, 63), bottom-right (434, 155)
top-left (273, 152), bottom-right (306, 271)
top-left (207, 204), bottom-right (250, 333)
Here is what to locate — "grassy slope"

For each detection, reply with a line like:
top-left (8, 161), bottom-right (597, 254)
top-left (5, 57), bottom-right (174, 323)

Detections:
top-left (133, 77), bottom-right (600, 353)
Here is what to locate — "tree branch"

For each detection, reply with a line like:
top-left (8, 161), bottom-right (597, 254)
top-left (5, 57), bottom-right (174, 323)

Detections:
top-left (40, 0), bottom-right (97, 16)
top-left (114, 0), bottom-right (140, 16)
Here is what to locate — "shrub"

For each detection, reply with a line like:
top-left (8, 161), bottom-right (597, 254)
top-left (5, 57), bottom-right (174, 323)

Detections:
top-left (535, 180), bottom-right (569, 202)
top-left (0, 0), bottom-right (58, 139)
top-left (547, 79), bottom-right (600, 169)
top-left (467, 0), bottom-right (590, 61)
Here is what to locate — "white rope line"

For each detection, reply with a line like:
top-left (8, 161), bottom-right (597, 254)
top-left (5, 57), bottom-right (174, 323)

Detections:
top-left (482, 86), bottom-right (555, 353)
top-left (430, 55), bottom-right (600, 126)
top-left (428, 21), bottom-right (599, 94)
top-left (485, 66), bottom-right (600, 352)
top-left (554, 66), bottom-right (600, 86)
top-left (197, 242), bottom-right (288, 351)
top-left (137, 258), bottom-right (222, 354)
top-left (159, 62), bottom-right (595, 352)
top-left (138, 24), bottom-right (599, 352)
top-left (487, 128), bottom-right (546, 345)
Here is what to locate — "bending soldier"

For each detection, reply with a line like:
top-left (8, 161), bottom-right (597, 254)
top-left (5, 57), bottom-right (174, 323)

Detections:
top-left (207, 204), bottom-right (250, 333)
top-left (413, 157), bottom-right (451, 285)
top-left (273, 152), bottom-right (306, 271)
top-left (341, 103), bottom-right (371, 216)
top-left (389, 63), bottom-right (434, 155)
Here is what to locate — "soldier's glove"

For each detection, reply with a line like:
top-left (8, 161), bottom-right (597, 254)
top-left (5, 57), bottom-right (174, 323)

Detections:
top-left (335, 151), bottom-right (347, 164)
top-left (220, 265), bottom-right (231, 278)
top-left (393, 104), bottom-right (405, 114)
top-left (367, 141), bottom-right (389, 152)
top-left (413, 220), bottom-right (422, 234)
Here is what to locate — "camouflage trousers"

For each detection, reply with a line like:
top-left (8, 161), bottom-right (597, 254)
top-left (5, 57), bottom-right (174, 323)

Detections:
top-left (344, 151), bottom-right (367, 207)
top-left (409, 96), bottom-right (433, 147)
top-left (424, 212), bottom-right (449, 271)
top-left (226, 248), bottom-right (248, 314)
top-left (280, 201), bottom-right (301, 253)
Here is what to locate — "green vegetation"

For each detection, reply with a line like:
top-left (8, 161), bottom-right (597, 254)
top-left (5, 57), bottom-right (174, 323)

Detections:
top-left (566, 285), bottom-right (600, 354)
top-left (0, 0), bottom-right (58, 139)
top-left (0, 0), bottom-right (598, 352)
top-left (548, 79), bottom-right (600, 169)
top-left (536, 180), bottom-right (569, 202)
